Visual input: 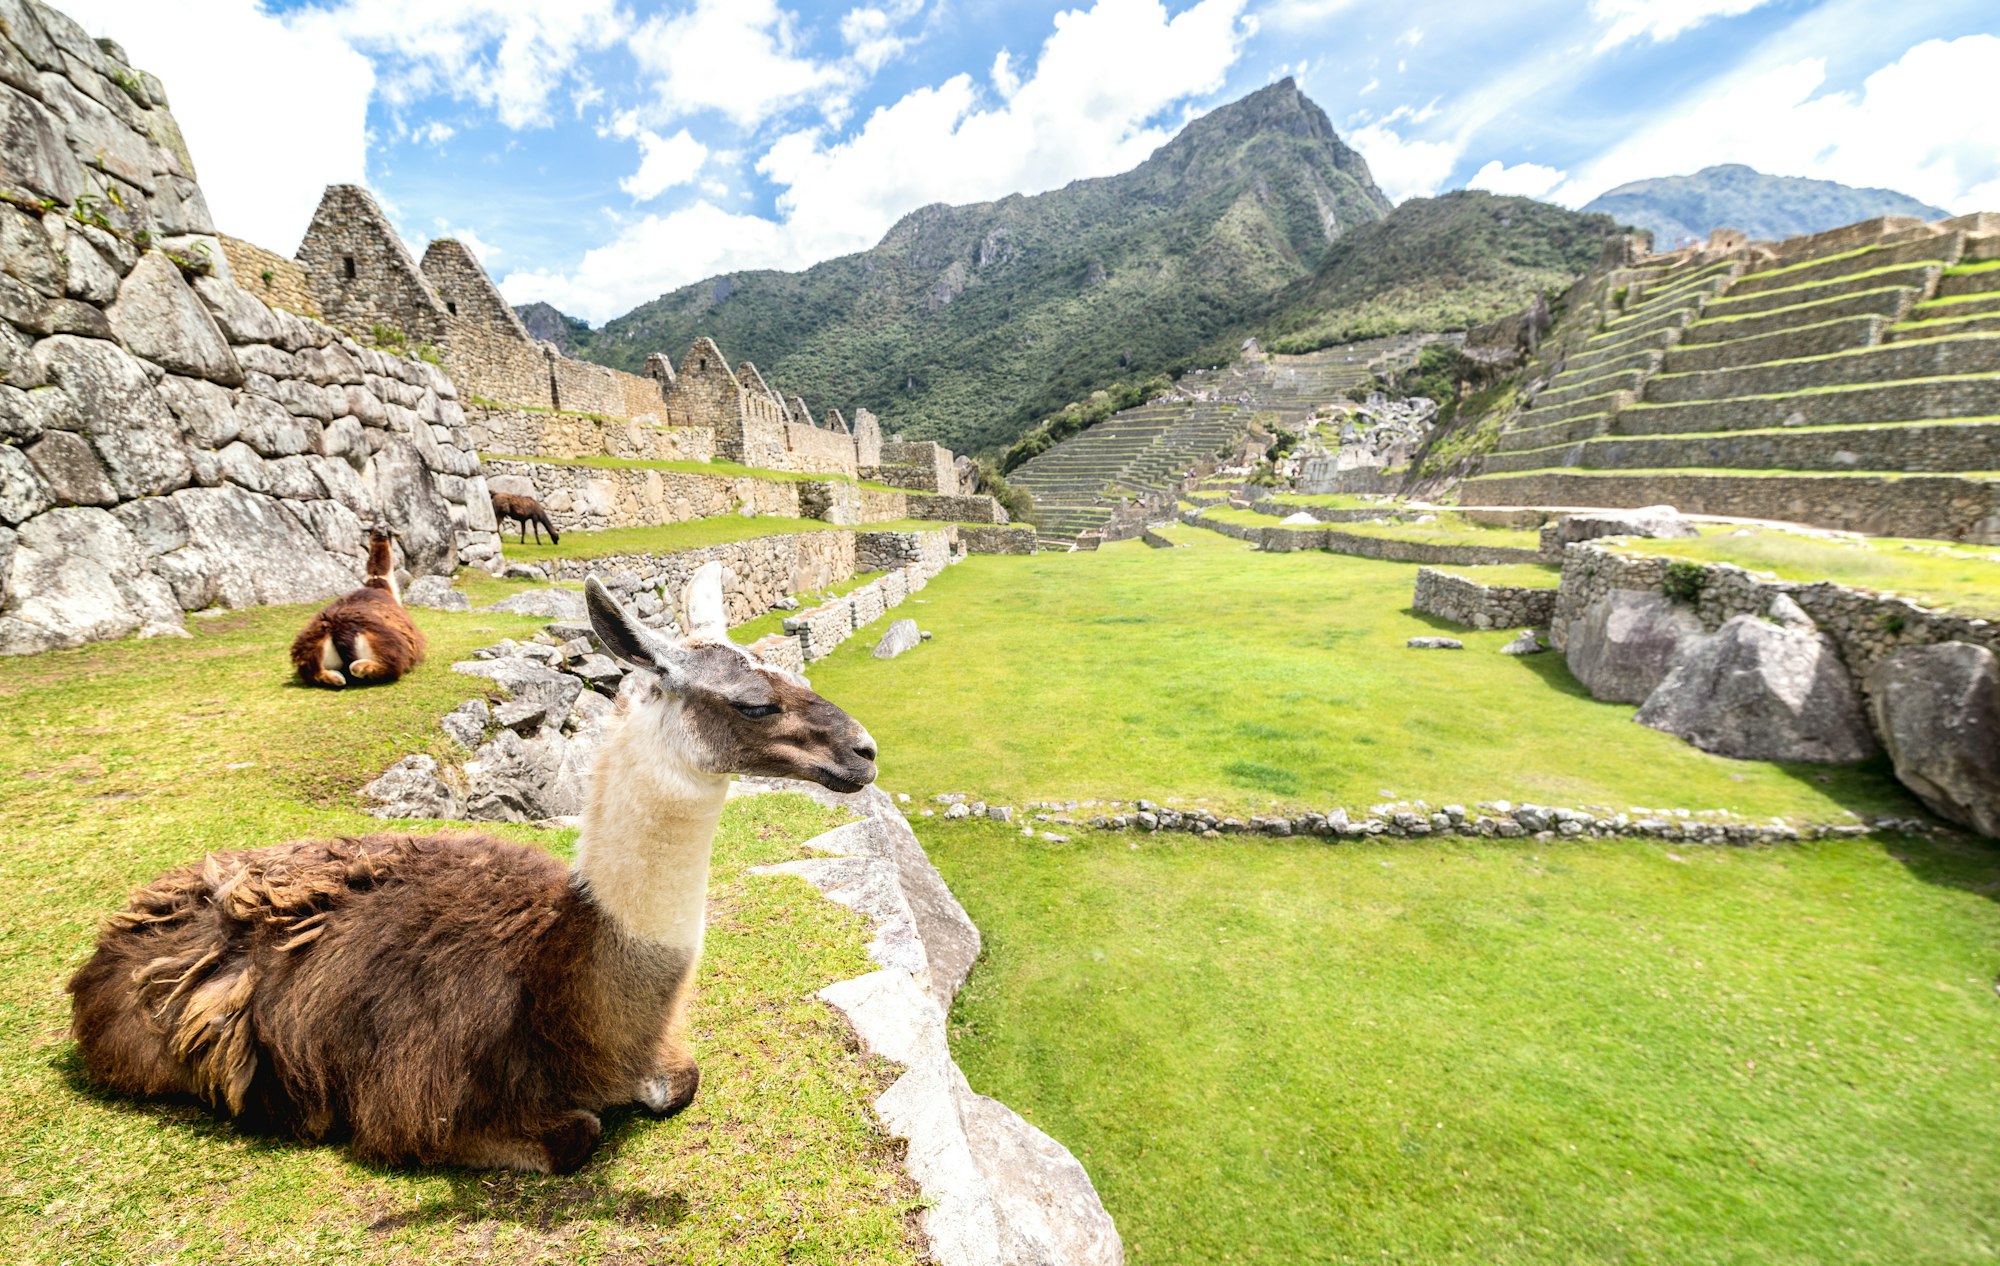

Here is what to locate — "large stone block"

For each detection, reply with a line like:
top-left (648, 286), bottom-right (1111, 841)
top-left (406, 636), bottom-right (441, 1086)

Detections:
top-left (0, 505), bottom-right (182, 653)
top-left (1564, 588), bottom-right (1704, 704)
top-left (1635, 606), bottom-right (1875, 763)
top-left (363, 436), bottom-right (456, 575)
top-left (104, 251), bottom-right (242, 385)
top-left (0, 81), bottom-right (84, 203)
top-left (1867, 642), bottom-right (2000, 838)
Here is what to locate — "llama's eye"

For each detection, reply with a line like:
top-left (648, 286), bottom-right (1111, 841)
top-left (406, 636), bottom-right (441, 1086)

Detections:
top-left (733, 702), bottom-right (780, 719)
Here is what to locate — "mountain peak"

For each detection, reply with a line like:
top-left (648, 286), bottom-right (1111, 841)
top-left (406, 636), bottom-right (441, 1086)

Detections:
top-left (1583, 163), bottom-right (1947, 246)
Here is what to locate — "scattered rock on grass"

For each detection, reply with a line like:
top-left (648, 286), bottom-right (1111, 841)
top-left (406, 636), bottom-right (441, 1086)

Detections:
top-left (1867, 642), bottom-right (2000, 838)
top-left (1500, 628), bottom-right (1545, 655)
top-left (1407, 636), bottom-right (1463, 649)
top-left (873, 617), bottom-right (922, 659)
top-left (403, 574), bottom-right (469, 610)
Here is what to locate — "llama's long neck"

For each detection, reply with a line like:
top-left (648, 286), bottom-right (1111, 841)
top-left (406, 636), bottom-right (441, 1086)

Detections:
top-left (570, 699), bottom-right (728, 954)
top-left (366, 537), bottom-right (400, 603)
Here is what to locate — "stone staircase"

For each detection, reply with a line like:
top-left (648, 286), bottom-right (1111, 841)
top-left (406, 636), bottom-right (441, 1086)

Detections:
top-left (1013, 336), bottom-right (1449, 545)
top-left (1466, 215), bottom-right (2000, 543)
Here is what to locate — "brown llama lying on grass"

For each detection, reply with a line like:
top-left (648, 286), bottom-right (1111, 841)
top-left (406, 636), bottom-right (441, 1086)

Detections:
top-left (491, 491), bottom-right (560, 545)
top-left (68, 564), bottom-right (878, 1174)
top-left (288, 525), bottom-right (426, 689)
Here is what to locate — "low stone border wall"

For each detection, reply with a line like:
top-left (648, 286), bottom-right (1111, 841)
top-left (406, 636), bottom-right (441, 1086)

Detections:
top-left (904, 493), bottom-right (1007, 525)
top-left (742, 779), bottom-right (1123, 1266)
top-left (485, 459), bottom-right (809, 532)
top-left (781, 531), bottom-right (963, 662)
top-left (958, 525), bottom-right (1037, 554)
top-left (1413, 567), bottom-right (1558, 630)
top-left (1241, 501), bottom-right (1413, 524)
top-left (1185, 511), bottom-right (1544, 566)
top-left (1552, 541), bottom-right (2000, 703)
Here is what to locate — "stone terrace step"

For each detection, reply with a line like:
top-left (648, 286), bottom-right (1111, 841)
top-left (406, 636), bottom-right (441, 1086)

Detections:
top-left (1645, 334), bottom-right (2000, 403)
top-left (1939, 266), bottom-right (2000, 298)
top-left (1516, 390), bottom-right (1633, 430)
top-left (1534, 367), bottom-right (1648, 411)
top-left (1702, 263), bottom-right (1943, 320)
top-left (1562, 418), bottom-right (2000, 474)
top-left (1890, 314), bottom-right (2000, 340)
top-left (1663, 314), bottom-right (1885, 374)
top-left (1617, 374), bottom-right (2000, 435)
top-left (1728, 237), bottom-right (1963, 298)
top-left (1561, 326), bottom-right (1677, 378)
top-left (1682, 287), bottom-right (1916, 344)
top-left (1464, 468), bottom-right (2000, 542)
top-left (1491, 411), bottom-right (1613, 454)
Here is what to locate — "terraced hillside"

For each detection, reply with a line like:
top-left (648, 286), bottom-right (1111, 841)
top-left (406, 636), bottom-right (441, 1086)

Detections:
top-left (1013, 336), bottom-right (1445, 545)
top-left (1467, 214), bottom-right (2000, 542)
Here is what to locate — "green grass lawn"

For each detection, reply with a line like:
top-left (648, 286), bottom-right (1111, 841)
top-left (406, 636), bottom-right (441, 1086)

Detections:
top-left (927, 818), bottom-right (2000, 1266)
top-left (1618, 526), bottom-right (2000, 619)
top-left (1199, 506), bottom-right (1542, 551)
top-left (499, 516), bottom-right (953, 566)
top-left (1431, 562), bottom-right (1563, 588)
top-left (0, 606), bottom-right (921, 1264)
top-left (802, 526), bottom-right (1916, 819)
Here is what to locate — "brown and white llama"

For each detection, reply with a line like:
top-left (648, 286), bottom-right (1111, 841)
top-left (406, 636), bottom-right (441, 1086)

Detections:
top-left (491, 491), bottom-right (560, 545)
top-left (288, 524), bottom-right (426, 688)
top-left (68, 564), bottom-right (876, 1174)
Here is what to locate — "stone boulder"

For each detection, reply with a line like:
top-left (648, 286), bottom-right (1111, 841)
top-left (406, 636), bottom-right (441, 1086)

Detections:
top-left (452, 657), bottom-right (584, 736)
top-left (1635, 609), bottom-right (1875, 763)
top-left (1407, 636), bottom-right (1462, 649)
top-left (103, 251), bottom-right (243, 385)
top-left (361, 754), bottom-right (465, 820)
top-left (1867, 643), bottom-right (2000, 838)
top-left (873, 618), bottom-right (921, 659)
top-left (1565, 589), bottom-right (1705, 704)
top-left (403, 574), bottom-right (469, 610)
top-left (1501, 629), bottom-right (1545, 656)
top-left (1544, 505), bottom-right (1697, 553)
top-left (156, 484), bottom-right (359, 611)
top-left (364, 436), bottom-right (456, 576)
top-left (0, 506), bottom-right (184, 654)
top-left (484, 587), bottom-right (588, 619)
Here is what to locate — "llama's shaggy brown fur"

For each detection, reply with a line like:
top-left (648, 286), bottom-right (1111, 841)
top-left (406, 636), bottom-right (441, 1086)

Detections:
top-left (491, 492), bottom-right (559, 545)
top-left (288, 528), bottom-right (425, 688)
top-left (67, 833), bottom-right (693, 1173)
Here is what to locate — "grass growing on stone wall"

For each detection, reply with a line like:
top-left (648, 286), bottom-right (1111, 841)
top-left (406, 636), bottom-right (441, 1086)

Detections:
top-left (0, 605), bottom-right (924, 1264)
top-left (1265, 492), bottom-right (1399, 509)
top-left (926, 817), bottom-right (2000, 1266)
top-left (801, 526), bottom-right (1915, 819)
top-left (728, 571), bottom-right (889, 645)
top-left (1198, 506), bottom-right (1543, 550)
top-left (1431, 562), bottom-right (1563, 588)
top-left (1614, 526), bottom-right (2000, 618)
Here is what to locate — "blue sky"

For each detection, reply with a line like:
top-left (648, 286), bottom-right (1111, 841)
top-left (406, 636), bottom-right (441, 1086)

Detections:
top-left (59, 0), bottom-right (2000, 323)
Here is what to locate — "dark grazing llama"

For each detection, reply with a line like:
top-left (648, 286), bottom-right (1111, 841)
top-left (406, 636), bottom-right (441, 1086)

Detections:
top-left (287, 524), bottom-right (426, 689)
top-left (491, 491), bottom-right (560, 545)
top-left (69, 563), bottom-right (877, 1174)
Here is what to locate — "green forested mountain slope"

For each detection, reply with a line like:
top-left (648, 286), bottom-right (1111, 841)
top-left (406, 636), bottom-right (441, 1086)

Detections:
top-left (561, 79), bottom-right (1390, 455)
top-left (1581, 164), bottom-right (1948, 250)
top-left (1260, 191), bottom-right (1620, 354)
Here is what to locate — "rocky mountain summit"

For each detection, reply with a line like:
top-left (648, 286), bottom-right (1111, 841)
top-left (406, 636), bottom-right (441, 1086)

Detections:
top-left (1582, 164), bottom-right (1947, 250)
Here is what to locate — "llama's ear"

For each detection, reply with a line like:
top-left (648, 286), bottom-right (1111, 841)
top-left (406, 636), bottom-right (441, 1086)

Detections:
top-left (682, 561), bottom-right (727, 642)
top-left (585, 576), bottom-right (679, 674)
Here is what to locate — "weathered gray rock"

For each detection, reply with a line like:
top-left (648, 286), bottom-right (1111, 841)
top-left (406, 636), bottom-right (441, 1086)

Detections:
top-left (440, 697), bottom-right (489, 751)
top-left (24, 429), bottom-right (113, 506)
top-left (452, 656), bottom-right (584, 737)
top-left (235, 394), bottom-right (313, 458)
top-left (33, 333), bottom-right (192, 497)
top-left (0, 202), bottom-right (61, 297)
top-left (1636, 612), bottom-right (1876, 763)
top-left (190, 272), bottom-right (285, 345)
top-left (1500, 628), bottom-right (1545, 656)
top-left (111, 495), bottom-right (187, 557)
top-left (103, 251), bottom-right (242, 385)
top-left (1407, 636), bottom-right (1462, 649)
top-left (483, 587), bottom-right (588, 619)
top-left (403, 574), bottom-right (469, 610)
top-left (156, 374), bottom-right (240, 447)
top-left (571, 653), bottom-right (624, 692)
top-left (160, 483), bottom-right (359, 610)
top-left (0, 505), bottom-right (182, 653)
top-left (873, 617), bottom-right (921, 659)
top-left (459, 723), bottom-right (601, 821)
top-left (1546, 504), bottom-right (1697, 550)
top-left (361, 754), bottom-right (465, 820)
top-left (0, 81), bottom-right (84, 203)
top-left (364, 436), bottom-right (455, 575)
top-left (1565, 589), bottom-right (1705, 704)
top-left (1867, 643), bottom-right (2000, 838)
top-left (0, 441), bottom-right (53, 524)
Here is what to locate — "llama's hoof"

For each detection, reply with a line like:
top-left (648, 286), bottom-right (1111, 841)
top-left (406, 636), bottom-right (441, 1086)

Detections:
top-left (348, 659), bottom-right (391, 681)
top-left (541, 1110), bottom-right (602, 1175)
top-left (637, 1065), bottom-right (700, 1117)
top-left (311, 671), bottom-right (346, 688)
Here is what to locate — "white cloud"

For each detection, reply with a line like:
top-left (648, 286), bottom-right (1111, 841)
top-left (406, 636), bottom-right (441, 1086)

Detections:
top-left (620, 128), bottom-right (710, 202)
top-left (992, 48), bottom-right (1021, 98)
top-left (413, 119), bottom-right (457, 147)
top-left (435, 223), bottom-right (501, 261)
top-left (628, 0), bottom-right (847, 129)
top-left (1553, 35), bottom-right (2000, 213)
top-left (841, 0), bottom-right (928, 74)
top-left (1347, 121), bottom-right (1458, 202)
top-left (511, 0), bottom-right (1256, 320)
top-left (1589, 0), bottom-right (1779, 53)
top-left (56, 0), bottom-right (373, 253)
top-left (293, 0), bottom-right (629, 130)
top-left (1259, 0), bottom-right (1357, 31)
top-left (1466, 159), bottom-right (1566, 198)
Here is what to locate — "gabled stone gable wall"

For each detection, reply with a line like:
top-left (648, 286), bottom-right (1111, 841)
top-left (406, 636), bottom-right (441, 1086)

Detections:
top-left (869, 440), bottom-right (957, 493)
top-left (217, 235), bottom-right (317, 318)
top-left (784, 420), bottom-right (859, 477)
top-left (851, 408), bottom-right (883, 467)
top-left (297, 184), bottom-right (448, 345)
top-left (420, 238), bottom-right (532, 341)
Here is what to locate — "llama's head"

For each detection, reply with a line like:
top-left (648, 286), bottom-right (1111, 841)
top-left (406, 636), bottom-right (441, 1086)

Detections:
top-left (584, 566), bottom-right (877, 793)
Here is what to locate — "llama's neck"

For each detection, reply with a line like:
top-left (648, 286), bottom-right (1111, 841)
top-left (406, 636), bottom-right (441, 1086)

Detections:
top-left (366, 538), bottom-right (399, 602)
top-left (570, 700), bottom-right (728, 953)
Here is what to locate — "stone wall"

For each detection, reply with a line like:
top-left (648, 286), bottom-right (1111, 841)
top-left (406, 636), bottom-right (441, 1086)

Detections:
top-left (217, 234), bottom-right (316, 318)
top-left (857, 485), bottom-right (910, 522)
top-left (1550, 541), bottom-right (2000, 704)
top-left (544, 530), bottom-right (857, 627)
top-left (905, 493), bottom-right (1007, 524)
top-left (296, 184), bottom-right (448, 345)
top-left (779, 550), bottom-right (952, 663)
top-left (783, 420), bottom-right (859, 477)
top-left (858, 526), bottom-right (959, 575)
top-left (960, 525), bottom-right (1037, 554)
top-left (482, 459), bottom-right (804, 532)
top-left (1413, 567), bottom-right (1557, 630)
top-left (1187, 514), bottom-right (1543, 565)
top-left (467, 407), bottom-right (713, 463)
top-left (870, 440), bottom-right (957, 494)
top-left (0, 5), bottom-right (498, 655)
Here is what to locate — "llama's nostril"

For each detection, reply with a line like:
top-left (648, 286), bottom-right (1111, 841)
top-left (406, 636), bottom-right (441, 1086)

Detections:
top-left (853, 741), bottom-right (877, 763)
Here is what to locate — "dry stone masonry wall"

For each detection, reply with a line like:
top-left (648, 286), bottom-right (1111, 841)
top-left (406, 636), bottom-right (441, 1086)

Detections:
top-left (468, 407), bottom-right (714, 463)
top-left (0, 2), bottom-right (497, 654)
top-left (1413, 567), bottom-right (1558, 630)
